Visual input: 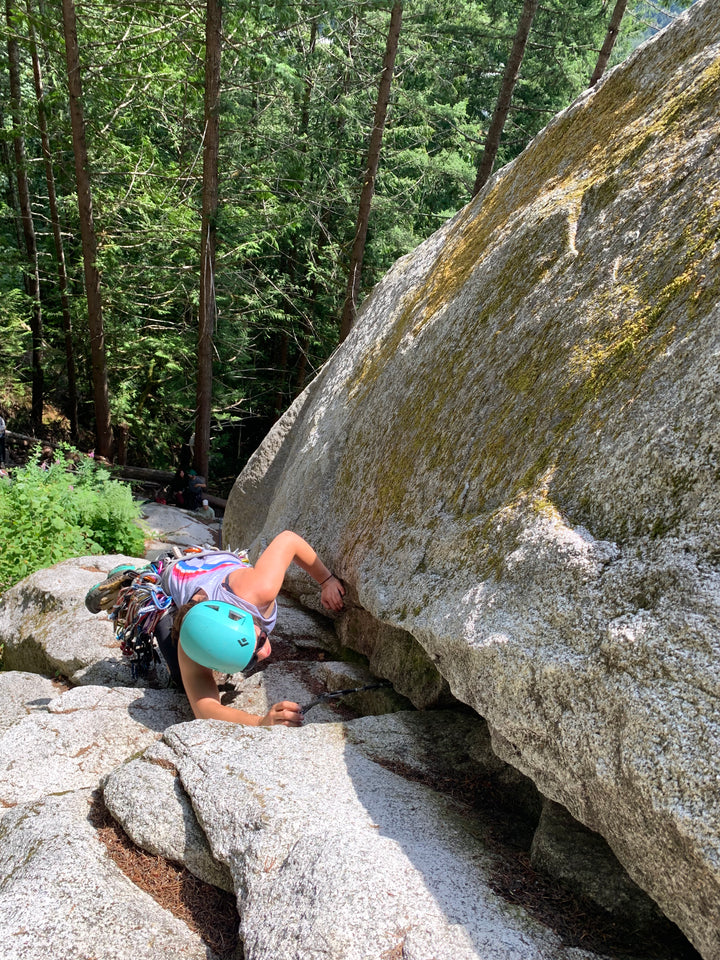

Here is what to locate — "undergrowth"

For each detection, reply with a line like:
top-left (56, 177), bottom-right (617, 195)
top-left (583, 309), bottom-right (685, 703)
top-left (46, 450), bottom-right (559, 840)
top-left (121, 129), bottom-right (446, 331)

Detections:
top-left (0, 444), bottom-right (145, 596)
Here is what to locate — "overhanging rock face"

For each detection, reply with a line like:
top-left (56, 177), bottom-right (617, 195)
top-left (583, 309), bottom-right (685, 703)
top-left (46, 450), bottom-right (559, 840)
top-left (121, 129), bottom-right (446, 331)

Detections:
top-left (224, 2), bottom-right (720, 957)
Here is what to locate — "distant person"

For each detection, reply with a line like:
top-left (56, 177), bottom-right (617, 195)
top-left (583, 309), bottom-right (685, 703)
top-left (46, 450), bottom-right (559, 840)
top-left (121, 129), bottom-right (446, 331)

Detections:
top-left (170, 468), bottom-right (186, 507)
top-left (0, 413), bottom-right (5, 464)
top-left (185, 469), bottom-right (207, 510)
top-left (195, 499), bottom-right (215, 521)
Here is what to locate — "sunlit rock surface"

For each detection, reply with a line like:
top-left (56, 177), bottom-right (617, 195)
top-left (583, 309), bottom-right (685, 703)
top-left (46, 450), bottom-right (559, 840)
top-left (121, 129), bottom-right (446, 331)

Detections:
top-left (136, 715), bottom-right (602, 960)
top-left (0, 789), bottom-right (217, 960)
top-left (0, 554), bottom-right (144, 683)
top-left (224, 2), bottom-right (720, 956)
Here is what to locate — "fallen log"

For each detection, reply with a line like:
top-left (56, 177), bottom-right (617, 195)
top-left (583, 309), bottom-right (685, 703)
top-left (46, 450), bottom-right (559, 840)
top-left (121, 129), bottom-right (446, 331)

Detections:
top-left (113, 464), bottom-right (174, 483)
top-left (6, 430), bottom-right (56, 448)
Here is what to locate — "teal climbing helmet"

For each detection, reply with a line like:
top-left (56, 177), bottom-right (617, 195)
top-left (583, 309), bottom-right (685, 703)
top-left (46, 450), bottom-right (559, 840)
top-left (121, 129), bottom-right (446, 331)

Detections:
top-left (179, 601), bottom-right (258, 673)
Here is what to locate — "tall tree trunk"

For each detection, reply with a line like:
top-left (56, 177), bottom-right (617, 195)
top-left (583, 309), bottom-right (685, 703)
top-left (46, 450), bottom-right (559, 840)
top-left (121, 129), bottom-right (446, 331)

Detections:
top-left (286, 17), bottom-right (316, 405)
top-left (27, 0), bottom-right (79, 441)
top-left (472, 0), bottom-right (539, 198)
top-left (6, 0), bottom-right (44, 433)
top-left (61, 0), bottom-right (113, 459)
top-left (339, 1), bottom-right (403, 344)
top-left (273, 331), bottom-right (289, 420)
top-left (0, 105), bottom-right (24, 253)
top-left (299, 18), bottom-right (316, 139)
top-left (196, 0), bottom-right (222, 480)
top-left (589, 0), bottom-right (628, 87)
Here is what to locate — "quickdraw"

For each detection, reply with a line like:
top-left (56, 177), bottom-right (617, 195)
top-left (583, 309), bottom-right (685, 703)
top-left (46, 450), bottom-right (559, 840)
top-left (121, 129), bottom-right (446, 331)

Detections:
top-left (300, 682), bottom-right (391, 715)
top-left (110, 559), bottom-right (175, 679)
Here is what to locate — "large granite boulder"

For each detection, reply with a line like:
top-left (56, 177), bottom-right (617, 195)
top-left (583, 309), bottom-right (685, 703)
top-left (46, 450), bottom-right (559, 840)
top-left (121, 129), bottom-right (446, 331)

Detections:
top-left (0, 789), bottom-right (221, 960)
top-left (102, 739), bottom-right (236, 893)
top-left (140, 501), bottom-right (220, 551)
top-left (0, 683), bottom-right (192, 809)
top-left (222, 2), bottom-right (720, 957)
top-left (0, 670), bottom-right (61, 734)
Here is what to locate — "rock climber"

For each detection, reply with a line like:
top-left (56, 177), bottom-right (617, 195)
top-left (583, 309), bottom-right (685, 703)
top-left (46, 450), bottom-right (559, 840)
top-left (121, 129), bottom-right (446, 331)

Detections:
top-left (87, 531), bottom-right (345, 727)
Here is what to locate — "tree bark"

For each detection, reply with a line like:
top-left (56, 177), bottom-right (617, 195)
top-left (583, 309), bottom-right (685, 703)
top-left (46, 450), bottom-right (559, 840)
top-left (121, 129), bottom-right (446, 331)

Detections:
top-left (288, 16), bottom-right (317, 402)
top-left (273, 330), bottom-right (289, 420)
top-left (6, 0), bottom-right (44, 433)
top-left (472, 0), bottom-right (539, 198)
top-left (27, 0), bottom-right (79, 441)
top-left (589, 0), bottom-right (628, 87)
top-left (196, 0), bottom-right (222, 480)
top-left (61, 0), bottom-right (114, 459)
top-left (339, 1), bottom-right (403, 343)
top-left (0, 105), bottom-right (24, 256)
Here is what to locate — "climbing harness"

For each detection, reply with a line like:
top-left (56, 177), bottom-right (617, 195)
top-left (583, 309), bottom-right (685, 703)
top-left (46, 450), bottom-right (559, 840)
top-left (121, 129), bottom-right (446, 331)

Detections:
top-left (300, 682), bottom-right (391, 715)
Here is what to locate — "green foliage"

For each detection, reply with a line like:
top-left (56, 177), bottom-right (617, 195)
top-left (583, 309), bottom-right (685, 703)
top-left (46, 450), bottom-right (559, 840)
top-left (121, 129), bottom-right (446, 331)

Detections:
top-left (0, 286), bottom-right (30, 380)
top-left (0, 446), bottom-right (145, 594)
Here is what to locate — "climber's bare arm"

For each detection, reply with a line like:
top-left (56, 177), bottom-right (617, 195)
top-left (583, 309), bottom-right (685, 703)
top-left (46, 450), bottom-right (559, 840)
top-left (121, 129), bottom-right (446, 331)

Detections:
top-left (178, 643), bottom-right (302, 726)
top-left (226, 531), bottom-right (345, 614)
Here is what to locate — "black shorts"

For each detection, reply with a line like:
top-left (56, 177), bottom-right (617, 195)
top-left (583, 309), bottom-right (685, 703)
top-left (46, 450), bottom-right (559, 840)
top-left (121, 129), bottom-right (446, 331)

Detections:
top-left (154, 613), bottom-right (185, 693)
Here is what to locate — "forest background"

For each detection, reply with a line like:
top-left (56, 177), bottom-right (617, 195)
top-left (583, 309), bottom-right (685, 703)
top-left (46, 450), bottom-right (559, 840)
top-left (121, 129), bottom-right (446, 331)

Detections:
top-left (1, 0), bottom-right (693, 497)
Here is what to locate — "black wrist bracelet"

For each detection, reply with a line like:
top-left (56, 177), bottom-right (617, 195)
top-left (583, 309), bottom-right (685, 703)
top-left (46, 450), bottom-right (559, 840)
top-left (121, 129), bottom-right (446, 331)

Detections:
top-left (320, 572), bottom-right (336, 586)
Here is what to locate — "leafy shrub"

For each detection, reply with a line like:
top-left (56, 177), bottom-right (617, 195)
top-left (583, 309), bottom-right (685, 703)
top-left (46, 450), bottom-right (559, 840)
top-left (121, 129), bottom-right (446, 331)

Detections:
top-left (0, 446), bottom-right (145, 594)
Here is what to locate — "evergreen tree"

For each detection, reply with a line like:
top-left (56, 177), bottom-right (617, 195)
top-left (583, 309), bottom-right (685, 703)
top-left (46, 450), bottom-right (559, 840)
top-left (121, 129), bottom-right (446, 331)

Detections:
top-left (6, 0), bottom-right (43, 432)
top-left (472, 0), bottom-right (539, 197)
top-left (340, 0), bottom-right (403, 342)
top-left (27, 0), bottom-right (78, 440)
top-left (61, 0), bottom-right (113, 459)
top-left (196, 0), bottom-right (222, 480)
top-left (0, 0), bottom-right (695, 483)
